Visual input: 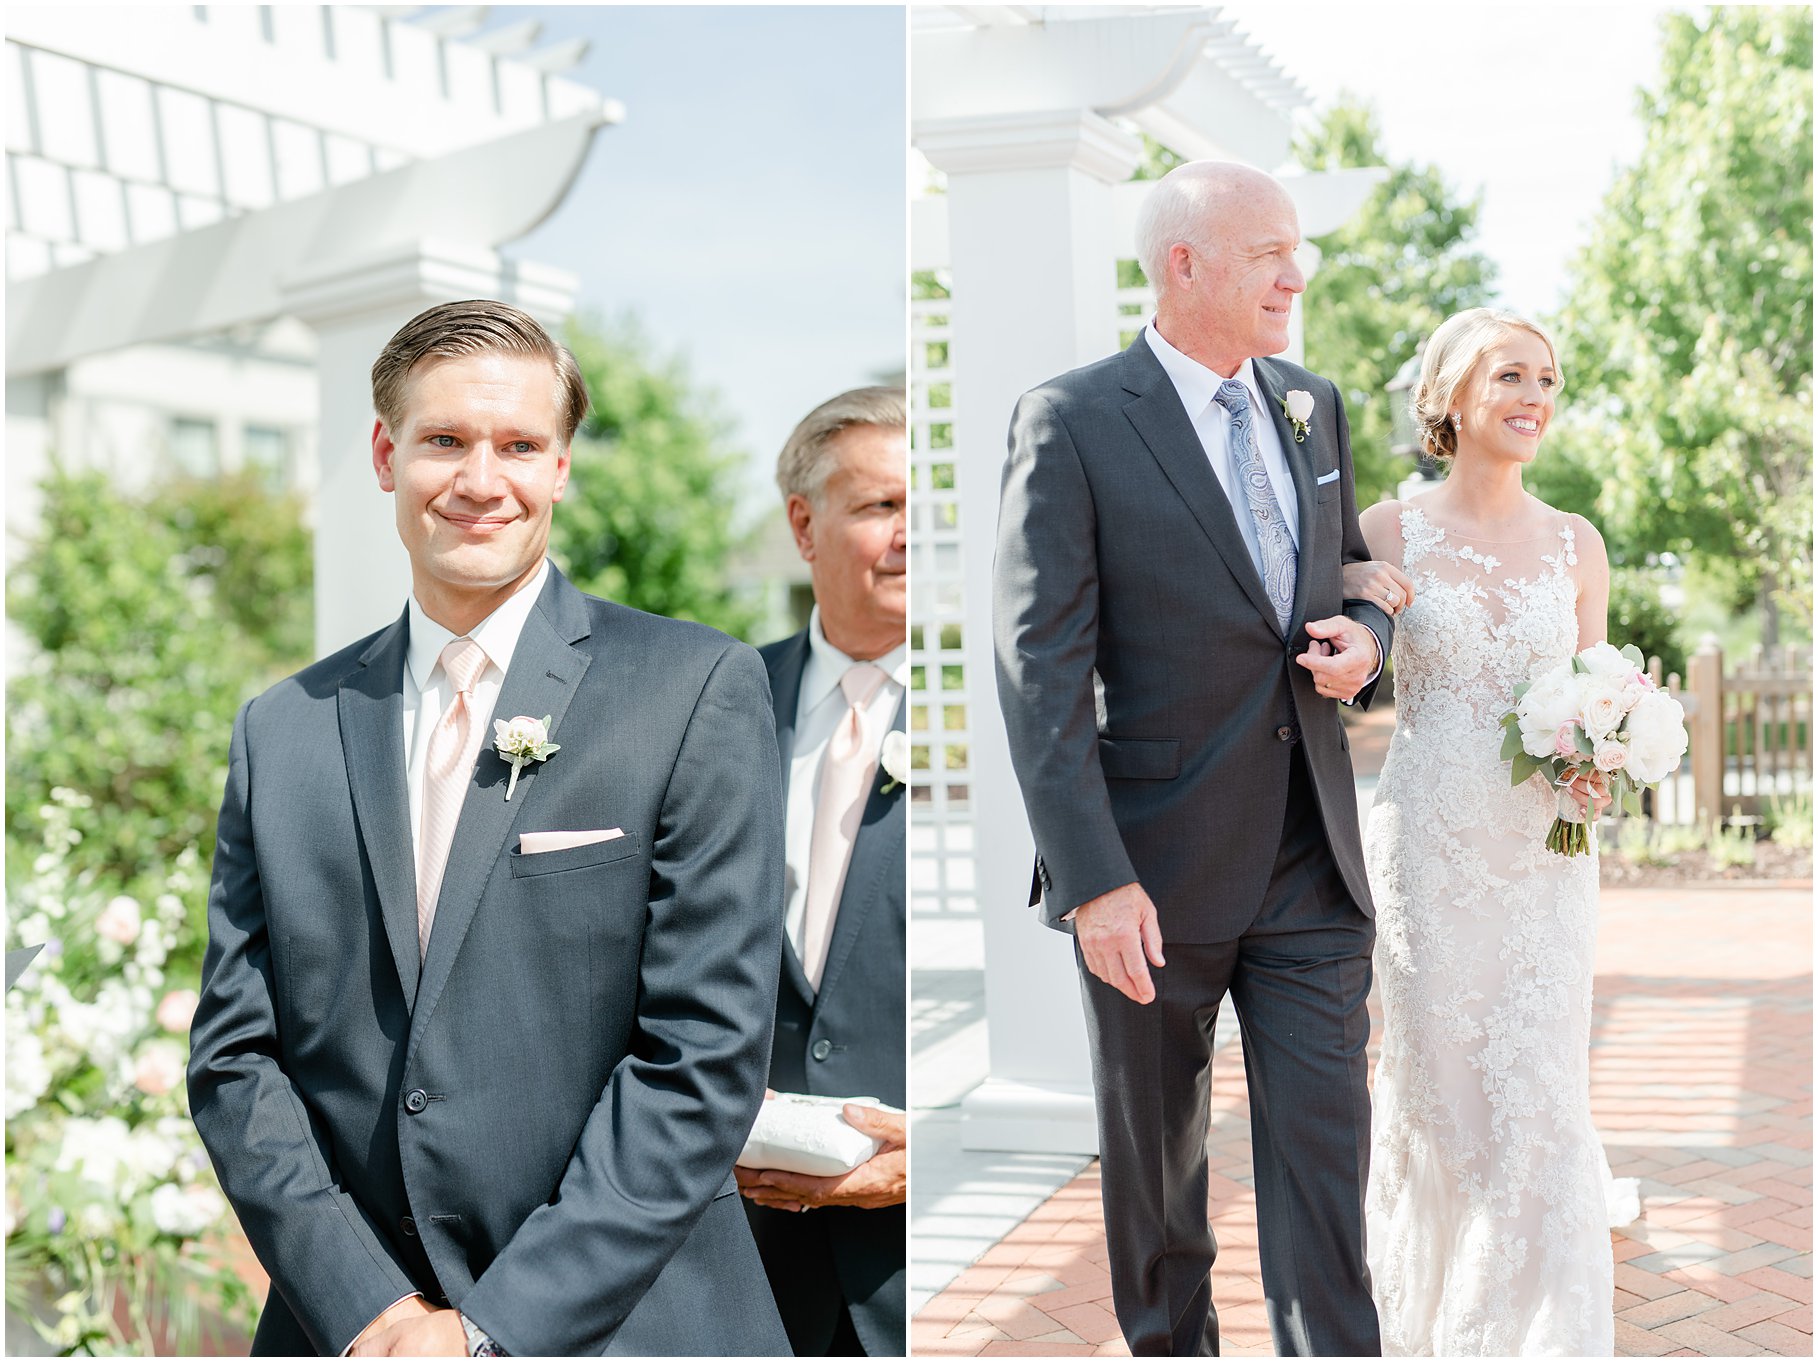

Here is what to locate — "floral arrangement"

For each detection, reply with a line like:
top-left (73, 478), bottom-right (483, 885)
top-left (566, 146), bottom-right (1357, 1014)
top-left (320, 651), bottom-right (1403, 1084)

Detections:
top-left (1500, 641), bottom-right (1691, 855)
top-left (6, 788), bottom-right (256, 1354)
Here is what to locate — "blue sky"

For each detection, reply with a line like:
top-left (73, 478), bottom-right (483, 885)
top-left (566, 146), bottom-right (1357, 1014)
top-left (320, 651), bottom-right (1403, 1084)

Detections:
top-left (497, 6), bottom-right (905, 509)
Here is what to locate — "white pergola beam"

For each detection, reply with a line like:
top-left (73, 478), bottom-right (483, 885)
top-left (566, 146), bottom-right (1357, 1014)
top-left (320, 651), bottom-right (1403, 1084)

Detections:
top-left (6, 110), bottom-right (612, 376)
top-left (413, 6), bottom-right (490, 39)
top-left (468, 19), bottom-right (542, 56)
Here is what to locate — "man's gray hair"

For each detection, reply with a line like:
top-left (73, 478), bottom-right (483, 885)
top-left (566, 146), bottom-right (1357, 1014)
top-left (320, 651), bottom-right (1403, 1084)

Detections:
top-left (1134, 161), bottom-right (1278, 298)
top-left (775, 386), bottom-right (906, 503)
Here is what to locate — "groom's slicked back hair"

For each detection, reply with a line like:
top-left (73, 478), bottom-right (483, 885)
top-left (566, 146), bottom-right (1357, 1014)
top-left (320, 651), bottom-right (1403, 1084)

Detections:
top-left (372, 299), bottom-right (592, 444)
top-left (775, 385), bottom-right (906, 504)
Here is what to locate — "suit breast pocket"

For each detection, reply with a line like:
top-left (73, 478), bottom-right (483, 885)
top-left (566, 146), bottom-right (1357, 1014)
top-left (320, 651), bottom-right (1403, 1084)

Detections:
top-left (508, 832), bottom-right (643, 878)
top-left (1315, 471), bottom-right (1341, 505)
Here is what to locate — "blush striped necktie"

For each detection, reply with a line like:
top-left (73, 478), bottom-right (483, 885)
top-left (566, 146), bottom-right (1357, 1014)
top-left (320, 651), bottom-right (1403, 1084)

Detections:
top-left (417, 637), bottom-right (490, 958)
top-left (799, 662), bottom-right (889, 992)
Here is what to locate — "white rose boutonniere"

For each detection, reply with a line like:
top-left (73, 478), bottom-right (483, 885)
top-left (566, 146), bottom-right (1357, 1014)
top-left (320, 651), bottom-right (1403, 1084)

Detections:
top-left (1280, 389), bottom-right (1315, 444)
top-left (878, 731), bottom-right (909, 796)
top-left (493, 715), bottom-right (560, 801)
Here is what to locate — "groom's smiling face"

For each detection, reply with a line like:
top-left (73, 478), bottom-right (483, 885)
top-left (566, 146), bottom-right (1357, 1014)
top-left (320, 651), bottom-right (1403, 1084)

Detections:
top-left (372, 349), bottom-right (571, 629)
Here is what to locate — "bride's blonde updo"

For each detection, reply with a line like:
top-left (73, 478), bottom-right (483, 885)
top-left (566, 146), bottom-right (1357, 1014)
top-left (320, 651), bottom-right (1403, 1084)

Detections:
top-left (1412, 308), bottom-right (1562, 463)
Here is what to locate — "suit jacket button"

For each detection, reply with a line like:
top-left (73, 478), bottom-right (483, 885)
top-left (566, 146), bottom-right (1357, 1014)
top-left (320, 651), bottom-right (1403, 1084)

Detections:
top-left (400, 1215), bottom-right (417, 1237)
top-left (811, 1039), bottom-right (833, 1062)
top-left (1276, 725), bottom-right (1293, 742)
top-left (404, 1089), bottom-right (429, 1113)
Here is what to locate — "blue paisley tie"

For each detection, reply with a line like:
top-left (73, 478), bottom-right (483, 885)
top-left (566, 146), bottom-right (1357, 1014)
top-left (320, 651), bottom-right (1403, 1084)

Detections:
top-left (1215, 380), bottom-right (1297, 634)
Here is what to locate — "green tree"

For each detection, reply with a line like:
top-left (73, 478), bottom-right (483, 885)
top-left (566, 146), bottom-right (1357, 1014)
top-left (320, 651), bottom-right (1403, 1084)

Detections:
top-left (551, 315), bottom-right (762, 641)
top-left (1293, 101), bottom-right (1499, 504)
top-left (6, 471), bottom-right (312, 975)
top-left (1555, 7), bottom-right (1813, 640)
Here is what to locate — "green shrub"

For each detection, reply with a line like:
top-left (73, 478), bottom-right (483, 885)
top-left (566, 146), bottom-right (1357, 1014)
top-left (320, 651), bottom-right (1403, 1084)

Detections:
top-left (1764, 791), bottom-right (1815, 849)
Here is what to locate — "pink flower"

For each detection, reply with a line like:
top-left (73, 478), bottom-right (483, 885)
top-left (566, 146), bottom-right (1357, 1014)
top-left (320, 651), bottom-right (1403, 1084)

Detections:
top-left (133, 1043), bottom-right (185, 1097)
top-left (156, 989), bottom-right (199, 1034)
top-left (1553, 722), bottom-right (1580, 758)
top-left (96, 896), bottom-right (142, 945)
top-left (1594, 740), bottom-right (1629, 773)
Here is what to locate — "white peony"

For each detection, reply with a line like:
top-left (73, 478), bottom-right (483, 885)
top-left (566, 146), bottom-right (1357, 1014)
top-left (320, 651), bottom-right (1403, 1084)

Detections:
top-left (97, 895), bottom-right (142, 945)
top-left (150, 1182), bottom-right (226, 1237)
top-left (1579, 679), bottom-right (1628, 740)
top-left (1517, 667), bottom-right (1582, 758)
top-left (1624, 690), bottom-right (1689, 783)
top-left (1577, 641), bottom-right (1633, 678)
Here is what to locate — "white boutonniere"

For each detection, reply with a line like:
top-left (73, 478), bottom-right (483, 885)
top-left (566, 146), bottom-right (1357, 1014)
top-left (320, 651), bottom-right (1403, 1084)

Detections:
top-left (493, 715), bottom-right (559, 801)
top-left (1280, 389), bottom-right (1314, 443)
top-left (878, 731), bottom-right (909, 796)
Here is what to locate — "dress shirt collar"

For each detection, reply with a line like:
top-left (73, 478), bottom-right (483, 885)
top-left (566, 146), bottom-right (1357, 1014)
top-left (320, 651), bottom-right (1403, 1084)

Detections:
top-left (405, 558), bottom-right (551, 690)
top-left (1145, 322), bottom-right (1266, 418)
top-left (800, 604), bottom-right (909, 715)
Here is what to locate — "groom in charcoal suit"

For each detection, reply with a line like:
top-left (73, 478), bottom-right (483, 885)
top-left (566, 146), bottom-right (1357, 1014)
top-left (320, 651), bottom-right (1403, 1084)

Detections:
top-left (188, 301), bottom-right (789, 1357)
top-left (737, 387), bottom-right (908, 1356)
top-left (993, 163), bottom-right (1393, 1356)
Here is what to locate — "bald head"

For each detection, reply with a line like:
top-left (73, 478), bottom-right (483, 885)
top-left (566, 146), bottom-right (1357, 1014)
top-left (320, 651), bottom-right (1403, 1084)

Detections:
top-left (1135, 161), bottom-right (1294, 299)
top-left (1135, 160), bottom-right (1305, 373)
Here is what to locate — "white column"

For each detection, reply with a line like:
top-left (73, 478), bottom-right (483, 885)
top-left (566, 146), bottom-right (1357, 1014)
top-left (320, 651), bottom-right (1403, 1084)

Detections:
top-left (279, 241), bottom-right (576, 657)
top-left (918, 110), bottom-right (1142, 1155)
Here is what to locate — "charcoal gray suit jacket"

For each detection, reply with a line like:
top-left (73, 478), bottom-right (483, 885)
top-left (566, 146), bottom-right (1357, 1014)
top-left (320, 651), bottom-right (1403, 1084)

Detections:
top-left (746, 629), bottom-right (906, 1354)
top-left (993, 337), bottom-right (1394, 941)
top-left (188, 565), bottom-right (789, 1356)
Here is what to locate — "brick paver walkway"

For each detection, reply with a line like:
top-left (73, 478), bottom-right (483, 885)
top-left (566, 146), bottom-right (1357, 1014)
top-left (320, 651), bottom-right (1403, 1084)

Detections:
top-left (913, 885), bottom-right (1811, 1357)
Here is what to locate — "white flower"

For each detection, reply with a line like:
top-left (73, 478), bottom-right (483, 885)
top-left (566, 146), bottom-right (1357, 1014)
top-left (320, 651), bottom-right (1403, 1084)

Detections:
top-left (156, 989), bottom-right (199, 1034)
top-left (1624, 690), bottom-right (1689, 783)
top-left (1579, 679), bottom-right (1628, 739)
top-left (880, 732), bottom-right (909, 791)
top-left (1577, 641), bottom-right (1633, 678)
top-left (1517, 667), bottom-right (1580, 758)
top-left (97, 895), bottom-right (142, 945)
top-left (56, 1115), bottom-right (132, 1188)
top-left (1284, 389), bottom-right (1315, 423)
top-left (133, 1042), bottom-right (186, 1098)
top-left (5, 1030), bottom-right (51, 1119)
top-left (493, 715), bottom-right (560, 801)
top-left (150, 1182), bottom-right (226, 1237)
top-left (1593, 740), bottom-right (1628, 773)
top-left (120, 1122), bottom-right (185, 1190)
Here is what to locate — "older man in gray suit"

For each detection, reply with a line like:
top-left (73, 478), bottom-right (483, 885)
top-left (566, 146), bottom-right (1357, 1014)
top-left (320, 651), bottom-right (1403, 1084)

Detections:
top-left (188, 301), bottom-right (788, 1357)
top-left (993, 162), bottom-right (1392, 1356)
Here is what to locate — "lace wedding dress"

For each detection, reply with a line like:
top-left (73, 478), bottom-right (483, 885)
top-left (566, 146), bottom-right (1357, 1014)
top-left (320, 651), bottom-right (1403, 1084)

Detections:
top-left (1363, 503), bottom-right (1637, 1356)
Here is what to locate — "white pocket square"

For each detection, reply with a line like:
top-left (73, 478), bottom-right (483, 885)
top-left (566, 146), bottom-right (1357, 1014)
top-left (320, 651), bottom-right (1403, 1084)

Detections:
top-left (519, 828), bottom-right (624, 854)
top-left (1316, 469), bottom-right (1340, 486)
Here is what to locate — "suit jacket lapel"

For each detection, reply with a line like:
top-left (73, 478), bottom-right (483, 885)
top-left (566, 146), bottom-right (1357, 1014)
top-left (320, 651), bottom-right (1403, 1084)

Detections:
top-left (337, 611), bottom-right (421, 1001)
top-left (1119, 337), bottom-right (1280, 632)
top-left (813, 692), bottom-right (906, 1006)
top-left (1253, 358), bottom-right (1319, 633)
top-left (408, 569), bottom-right (594, 1050)
top-left (763, 632), bottom-right (816, 1008)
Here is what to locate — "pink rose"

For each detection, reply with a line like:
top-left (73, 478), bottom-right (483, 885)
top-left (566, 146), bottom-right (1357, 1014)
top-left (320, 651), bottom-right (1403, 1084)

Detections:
top-left (156, 989), bottom-right (199, 1034)
top-left (1594, 740), bottom-right (1628, 773)
top-left (133, 1043), bottom-right (185, 1097)
top-left (1553, 722), bottom-right (1580, 758)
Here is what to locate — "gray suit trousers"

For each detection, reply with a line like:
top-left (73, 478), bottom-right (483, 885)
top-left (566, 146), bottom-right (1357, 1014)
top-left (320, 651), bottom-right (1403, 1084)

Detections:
top-left (1076, 748), bottom-right (1381, 1357)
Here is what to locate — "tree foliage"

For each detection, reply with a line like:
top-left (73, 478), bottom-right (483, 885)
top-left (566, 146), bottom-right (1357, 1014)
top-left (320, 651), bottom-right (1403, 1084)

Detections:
top-left (1294, 101), bottom-right (1498, 504)
top-left (551, 315), bottom-right (762, 641)
top-left (1554, 7), bottom-right (1813, 637)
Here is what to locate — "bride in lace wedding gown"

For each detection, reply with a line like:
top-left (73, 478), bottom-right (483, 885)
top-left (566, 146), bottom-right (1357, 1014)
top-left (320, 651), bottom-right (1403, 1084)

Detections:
top-left (1350, 311), bottom-right (1635, 1356)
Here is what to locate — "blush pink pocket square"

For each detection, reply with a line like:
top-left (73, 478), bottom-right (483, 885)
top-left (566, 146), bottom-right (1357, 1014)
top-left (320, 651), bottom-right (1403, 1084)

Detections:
top-left (518, 829), bottom-right (625, 855)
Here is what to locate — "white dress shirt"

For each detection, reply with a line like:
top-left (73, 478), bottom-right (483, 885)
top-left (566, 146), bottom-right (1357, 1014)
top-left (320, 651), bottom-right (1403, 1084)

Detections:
top-left (401, 559), bottom-right (550, 854)
top-left (782, 606), bottom-right (908, 967)
top-left (1145, 323), bottom-right (1301, 550)
top-left (1143, 322), bottom-right (1381, 692)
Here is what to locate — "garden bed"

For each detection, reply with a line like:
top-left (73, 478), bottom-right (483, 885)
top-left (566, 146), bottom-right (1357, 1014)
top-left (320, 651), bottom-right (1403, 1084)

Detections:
top-left (1599, 840), bottom-right (1812, 888)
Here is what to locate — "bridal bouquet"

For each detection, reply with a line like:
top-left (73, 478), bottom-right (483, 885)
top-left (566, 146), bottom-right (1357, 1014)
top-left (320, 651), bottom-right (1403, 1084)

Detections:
top-left (1499, 641), bottom-right (1690, 856)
